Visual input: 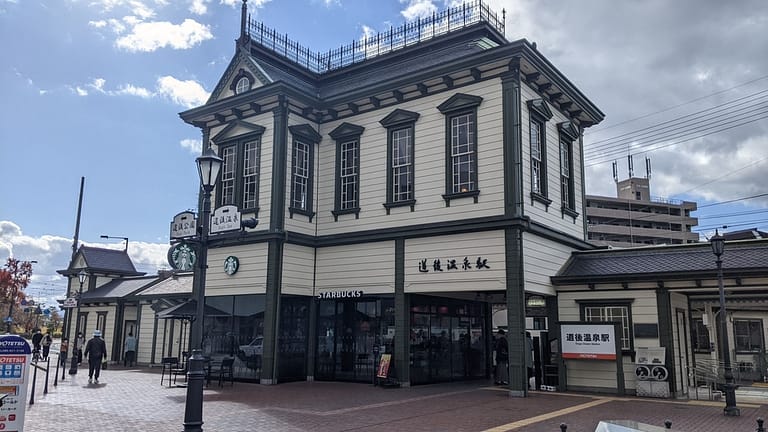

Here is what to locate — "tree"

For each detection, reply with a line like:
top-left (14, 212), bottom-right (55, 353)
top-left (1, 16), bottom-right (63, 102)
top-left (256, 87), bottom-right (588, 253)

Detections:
top-left (0, 258), bottom-right (34, 333)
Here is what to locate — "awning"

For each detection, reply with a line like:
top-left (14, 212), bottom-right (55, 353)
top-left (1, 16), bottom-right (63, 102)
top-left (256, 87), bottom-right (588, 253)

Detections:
top-left (155, 300), bottom-right (228, 320)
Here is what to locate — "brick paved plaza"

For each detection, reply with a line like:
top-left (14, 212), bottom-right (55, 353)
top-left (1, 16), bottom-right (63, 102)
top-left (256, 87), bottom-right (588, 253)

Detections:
top-left (21, 363), bottom-right (768, 432)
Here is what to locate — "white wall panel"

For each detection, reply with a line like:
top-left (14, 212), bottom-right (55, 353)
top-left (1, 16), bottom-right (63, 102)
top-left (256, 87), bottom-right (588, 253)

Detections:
top-left (206, 243), bottom-right (268, 295)
top-left (315, 80), bottom-right (505, 236)
top-left (405, 231), bottom-right (505, 293)
top-left (282, 243), bottom-right (316, 296)
top-left (315, 242), bottom-right (394, 295)
top-left (522, 232), bottom-right (575, 296)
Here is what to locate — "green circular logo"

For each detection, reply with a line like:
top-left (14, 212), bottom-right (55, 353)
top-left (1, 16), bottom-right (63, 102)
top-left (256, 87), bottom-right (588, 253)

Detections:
top-left (168, 242), bottom-right (197, 271)
top-left (224, 256), bottom-right (239, 275)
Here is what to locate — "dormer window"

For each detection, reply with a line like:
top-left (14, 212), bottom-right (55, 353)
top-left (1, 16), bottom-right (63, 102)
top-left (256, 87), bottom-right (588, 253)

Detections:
top-left (235, 76), bottom-right (251, 94)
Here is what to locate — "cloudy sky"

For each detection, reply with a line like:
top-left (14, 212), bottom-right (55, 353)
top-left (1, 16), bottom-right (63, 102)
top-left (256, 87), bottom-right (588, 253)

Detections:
top-left (1, 0), bottom-right (766, 307)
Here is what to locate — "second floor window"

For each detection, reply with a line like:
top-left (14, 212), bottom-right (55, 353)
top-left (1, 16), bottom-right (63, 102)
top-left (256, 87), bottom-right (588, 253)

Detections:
top-left (219, 136), bottom-right (261, 210)
top-left (527, 99), bottom-right (553, 204)
top-left (340, 140), bottom-right (359, 210)
top-left (531, 119), bottom-right (544, 194)
top-left (437, 93), bottom-right (483, 206)
top-left (391, 127), bottom-right (413, 202)
top-left (330, 122), bottom-right (365, 220)
top-left (560, 139), bottom-right (573, 208)
top-left (291, 141), bottom-right (310, 210)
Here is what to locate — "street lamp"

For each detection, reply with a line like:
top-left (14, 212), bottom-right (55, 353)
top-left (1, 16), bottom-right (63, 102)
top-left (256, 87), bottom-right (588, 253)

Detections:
top-left (100, 235), bottom-right (129, 252)
top-left (710, 229), bottom-right (739, 416)
top-left (69, 269), bottom-right (87, 376)
top-left (184, 146), bottom-right (222, 432)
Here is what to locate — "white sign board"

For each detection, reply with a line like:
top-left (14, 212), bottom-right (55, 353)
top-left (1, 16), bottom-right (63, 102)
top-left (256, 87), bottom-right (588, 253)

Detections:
top-left (170, 211), bottom-right (197, 239)
top-left (210, 205), bottom-right (241, 234)
top-left (62, 298), bottom-right (78, 308)
top-left (561, 323), bottom-right (617, 360)
top-left (0, 335), bottom-right (31, 431)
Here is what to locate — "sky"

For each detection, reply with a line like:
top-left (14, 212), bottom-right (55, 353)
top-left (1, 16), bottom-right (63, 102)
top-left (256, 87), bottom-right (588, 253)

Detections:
top-left (1, 0), bottom-right (767, 309)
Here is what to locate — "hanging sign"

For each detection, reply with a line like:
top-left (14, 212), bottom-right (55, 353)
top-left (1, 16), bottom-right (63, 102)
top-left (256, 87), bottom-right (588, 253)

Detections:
top-left (167, 242), bottom-right (197, 271)
top-left (0, 335), bottom-right (31, 431)
top-left (62, 298), bottom-right (78, 308)
top-left (170, 211), bottom-right (197, 239)
top-left (377, 354), bottom-right (392, 378)
top-left (210, 205), bottom-right (241, 234)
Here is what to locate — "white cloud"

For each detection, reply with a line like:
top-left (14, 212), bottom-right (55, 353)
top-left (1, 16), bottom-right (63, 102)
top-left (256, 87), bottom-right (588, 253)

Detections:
top-left (75, 86), bottom-right (88, 96)
top-left (156, 75), bottom-right (209, 108)
top-left (360, 25), bottom-right (376, 41)
top-left (115, 83), bottom-right (152, 98)
top-left (89, 20), bottom-right (108, 28)
top-left (400, 0), bottom-right (437, 21)
top-left (220, 0), bottom-right (270, 6)
top-left (89, 78), bottom-right (106, 93)
top-left (190, 0), bottom-right (207, 15)
top-left (115, 19), bottom-right (213, 52)
top-left (180, 138), bottom-right (202, 155)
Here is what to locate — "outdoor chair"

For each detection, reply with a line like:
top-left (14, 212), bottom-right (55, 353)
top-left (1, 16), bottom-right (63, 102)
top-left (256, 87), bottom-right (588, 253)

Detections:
top-left (171, 352), bottom-right (189, 385)
top-left (217, 357), bottom-right (235, 387)
top-left (160, 356), bottom-right (179, 387)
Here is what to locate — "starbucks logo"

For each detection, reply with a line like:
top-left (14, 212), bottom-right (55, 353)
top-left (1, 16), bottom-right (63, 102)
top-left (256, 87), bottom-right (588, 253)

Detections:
top-left (168, 243), bottom-right (197, 271)
top-left (224, 256), bottom-right (239, 275)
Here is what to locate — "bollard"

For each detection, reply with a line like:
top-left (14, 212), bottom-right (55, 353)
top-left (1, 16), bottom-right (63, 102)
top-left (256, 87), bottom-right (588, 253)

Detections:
top-left (757, 417), bottom-right (765, 432)
top-left (43, 357), bottom-right (50, 394)
top-left (664, 420), bottom-right (672, 429)
top-left (54, 352), bottom-right (60, 387)
top-left (182, 350), bottom-right (206, 432)
top-left (559, 423), bottom-right (567, 431)
top-left (29, 363), bottom-right (38, 405)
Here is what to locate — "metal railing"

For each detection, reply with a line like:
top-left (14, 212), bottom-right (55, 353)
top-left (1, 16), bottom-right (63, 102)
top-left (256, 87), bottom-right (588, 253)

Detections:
top-left (246, 0), bottom-right (505, 74)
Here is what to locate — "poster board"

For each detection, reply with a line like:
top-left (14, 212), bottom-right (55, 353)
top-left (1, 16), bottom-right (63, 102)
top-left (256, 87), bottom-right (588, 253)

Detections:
top-left (377, 354), bottom-right (391, 378)
top-left (0, 335), bottom-right (31, 431)
top-left (559, 322), bottom-right (625, 396)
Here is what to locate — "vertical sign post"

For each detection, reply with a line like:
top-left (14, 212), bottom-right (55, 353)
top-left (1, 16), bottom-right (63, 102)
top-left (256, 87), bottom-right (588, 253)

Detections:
top-left (0, 335), bottom-right (32, 431)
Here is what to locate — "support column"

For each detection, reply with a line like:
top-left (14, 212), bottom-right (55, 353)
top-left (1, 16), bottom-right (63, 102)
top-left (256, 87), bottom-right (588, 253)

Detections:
top-left (306, 297), bottom-right (318, 381)
top-left (394, 238), bottom-right (410, 386)
top-left (505, 226), bottom-right (527, 396)
top-left (656, 287), bottom-right (676, 395)
top-left (502, 57), bottom-right (523, 219)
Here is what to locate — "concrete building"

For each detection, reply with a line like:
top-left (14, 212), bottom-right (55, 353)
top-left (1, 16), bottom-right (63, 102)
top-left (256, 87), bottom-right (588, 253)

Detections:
top-left (586, 176), bottom-right (699, 248)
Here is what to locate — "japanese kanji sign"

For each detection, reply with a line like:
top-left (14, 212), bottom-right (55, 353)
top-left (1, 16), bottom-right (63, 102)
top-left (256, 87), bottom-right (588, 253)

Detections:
top-left (561, 323), bottom-right (617, 360)
top-left (417, 256), bottom-right (490, 273)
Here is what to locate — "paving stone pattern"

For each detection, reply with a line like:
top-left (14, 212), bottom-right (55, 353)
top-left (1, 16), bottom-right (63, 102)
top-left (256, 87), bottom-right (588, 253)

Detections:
top-left (21, 364), bottom-right (768, 431)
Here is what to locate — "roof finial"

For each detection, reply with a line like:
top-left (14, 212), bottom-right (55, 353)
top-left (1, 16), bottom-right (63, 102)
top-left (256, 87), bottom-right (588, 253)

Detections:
top-left (239, 0), bottom-right (248, 43)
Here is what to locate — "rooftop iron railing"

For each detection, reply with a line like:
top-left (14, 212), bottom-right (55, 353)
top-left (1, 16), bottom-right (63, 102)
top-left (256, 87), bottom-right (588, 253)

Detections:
top-left (246, 0), bottom-right (505, 74)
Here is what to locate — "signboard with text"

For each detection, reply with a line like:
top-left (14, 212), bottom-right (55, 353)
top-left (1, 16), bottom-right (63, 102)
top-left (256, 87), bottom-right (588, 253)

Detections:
top-left (170, 211), bottom-right (197, 239)
top-left (210, 205), bottom-right (241, 234)
top-left (0, 335), bottom-right (31, 431)
top-left (561, 323), bottom-right (617, 360)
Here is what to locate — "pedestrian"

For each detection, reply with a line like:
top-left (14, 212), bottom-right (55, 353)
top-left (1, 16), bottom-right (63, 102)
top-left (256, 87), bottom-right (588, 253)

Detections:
top-left (31, 329), bottom-right (43, 358)
top-left (42, 332), bottom-right (52, 360)
top-left (494, 329), bottom-right (508, 385)
top-left (75, 332), bottom-right (85, 365)
top-left (123, 332), bottom-right (137, 367)
top-left (84, 330), bottom-right (107, 384)
top-left (526, 331), bottom-right (534, 390)
top-left (60, 338), bottom-right (69, 367)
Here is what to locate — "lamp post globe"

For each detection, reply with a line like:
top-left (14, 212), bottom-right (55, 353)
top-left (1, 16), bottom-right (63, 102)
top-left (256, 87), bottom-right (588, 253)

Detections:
top-left (710, 229), bottom-right (739, 417)
top-left (69, 269), bottom-right (87, 375)
top-left (184, 145), bottom-right (222, 432)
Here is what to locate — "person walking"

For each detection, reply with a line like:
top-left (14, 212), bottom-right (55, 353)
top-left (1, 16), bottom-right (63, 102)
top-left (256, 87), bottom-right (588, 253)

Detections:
top-left (75, 332), bottom-right (85, 365)
top-left (42, 332), bottom-right (52, 360)
top-left (31, 329), bottom-right (43, 359)
top-left (60, 338), bottom-right (69, 367)
top-left (494, 329), bottom-right (508, 385)
top-left (84, 330), bottom-right (107, 384)
top-left (123, 332), bottom-right (137, 367)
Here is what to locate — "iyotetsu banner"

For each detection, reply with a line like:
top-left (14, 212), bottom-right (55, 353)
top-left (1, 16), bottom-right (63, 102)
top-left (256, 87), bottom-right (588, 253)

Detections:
top-left (561, 323), bottom-right (617, 360)
top-left (0, 334), bottom-right (31, 431)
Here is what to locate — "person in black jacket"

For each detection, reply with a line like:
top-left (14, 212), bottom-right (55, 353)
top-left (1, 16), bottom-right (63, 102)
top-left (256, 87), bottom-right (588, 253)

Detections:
top-left (84, 330), bottom-right (108, 384)
top-left (31, 329), bottom-right (43, 358)
top-left (494, 329), bottom-right (508, 385)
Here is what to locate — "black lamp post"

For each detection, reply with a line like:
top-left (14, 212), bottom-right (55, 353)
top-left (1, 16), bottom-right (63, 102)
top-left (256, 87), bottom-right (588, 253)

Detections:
top-left (710, 229), bottom-right (739, 416)
top-left (184, 146), bottom-right (222, 432)
top-left (69, 269), bottom-right (87, 375)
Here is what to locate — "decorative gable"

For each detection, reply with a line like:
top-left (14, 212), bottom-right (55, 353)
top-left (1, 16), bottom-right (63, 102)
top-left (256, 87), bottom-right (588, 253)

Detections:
top-left (211, 120), bottom-right (266, 143)
top-left (329, 122), bottom-right (365, 140)
top-left (379, 109), bottom-right (420, 128)
top-left (289, 124), bottom-right (322, 143)
top-left (207, 49), bottom-right (273, 103)
top-left (558, 121), bottom-right (580, 141)
top-left (527, 98), bottom-right (553, 120)
top-left (437, 93), bottom-right (483, 113)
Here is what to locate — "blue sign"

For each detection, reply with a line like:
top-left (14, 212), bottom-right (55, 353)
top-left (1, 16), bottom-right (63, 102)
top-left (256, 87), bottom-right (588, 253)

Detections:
top-left (3, 317), bottom-right (11, 323)
top-left (0, 335), bottom-right (32, 355)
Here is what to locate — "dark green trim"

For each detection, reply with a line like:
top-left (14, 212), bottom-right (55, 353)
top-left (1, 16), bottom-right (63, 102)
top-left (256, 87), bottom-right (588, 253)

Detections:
top-left (306, 296), bottom-right (318, 380)
top-left (528, 105), bottom-right (549, 200)
top-left (382, 109), bottom-right (419, 213)
top-left (579, 128), bottom-right (588, 237)
top-left (394, 238), bottom-right (409, 385)
top-left (501, 63), bottom-right (523, 218)
top-left (151, 311), bottom-right (159, 365)
top-left (656, 288), bottom-right (676, 393)
top-left (530, 192), bottom-right (552, 209)
top-left (505, 227), bottom-right (527, 395)
top-left (261, 239), bottom-right (284, 384)
top-left (437, 93), bottom-right (483, 113)
top-left (288, 124), bottom-right (319, 221)
top-left (439, 93), bottom-right (482, 206)
top-left (112, 300), bottom-right (125, 362)
top-left (270, 97), bottom-right (288, 231)
top-left (558, 121), bottom-right (577, 214)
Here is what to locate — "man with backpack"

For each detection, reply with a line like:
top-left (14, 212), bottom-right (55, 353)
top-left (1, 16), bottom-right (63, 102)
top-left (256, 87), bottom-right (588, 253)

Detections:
top-left (84, 330), bottom-right (108, 384)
